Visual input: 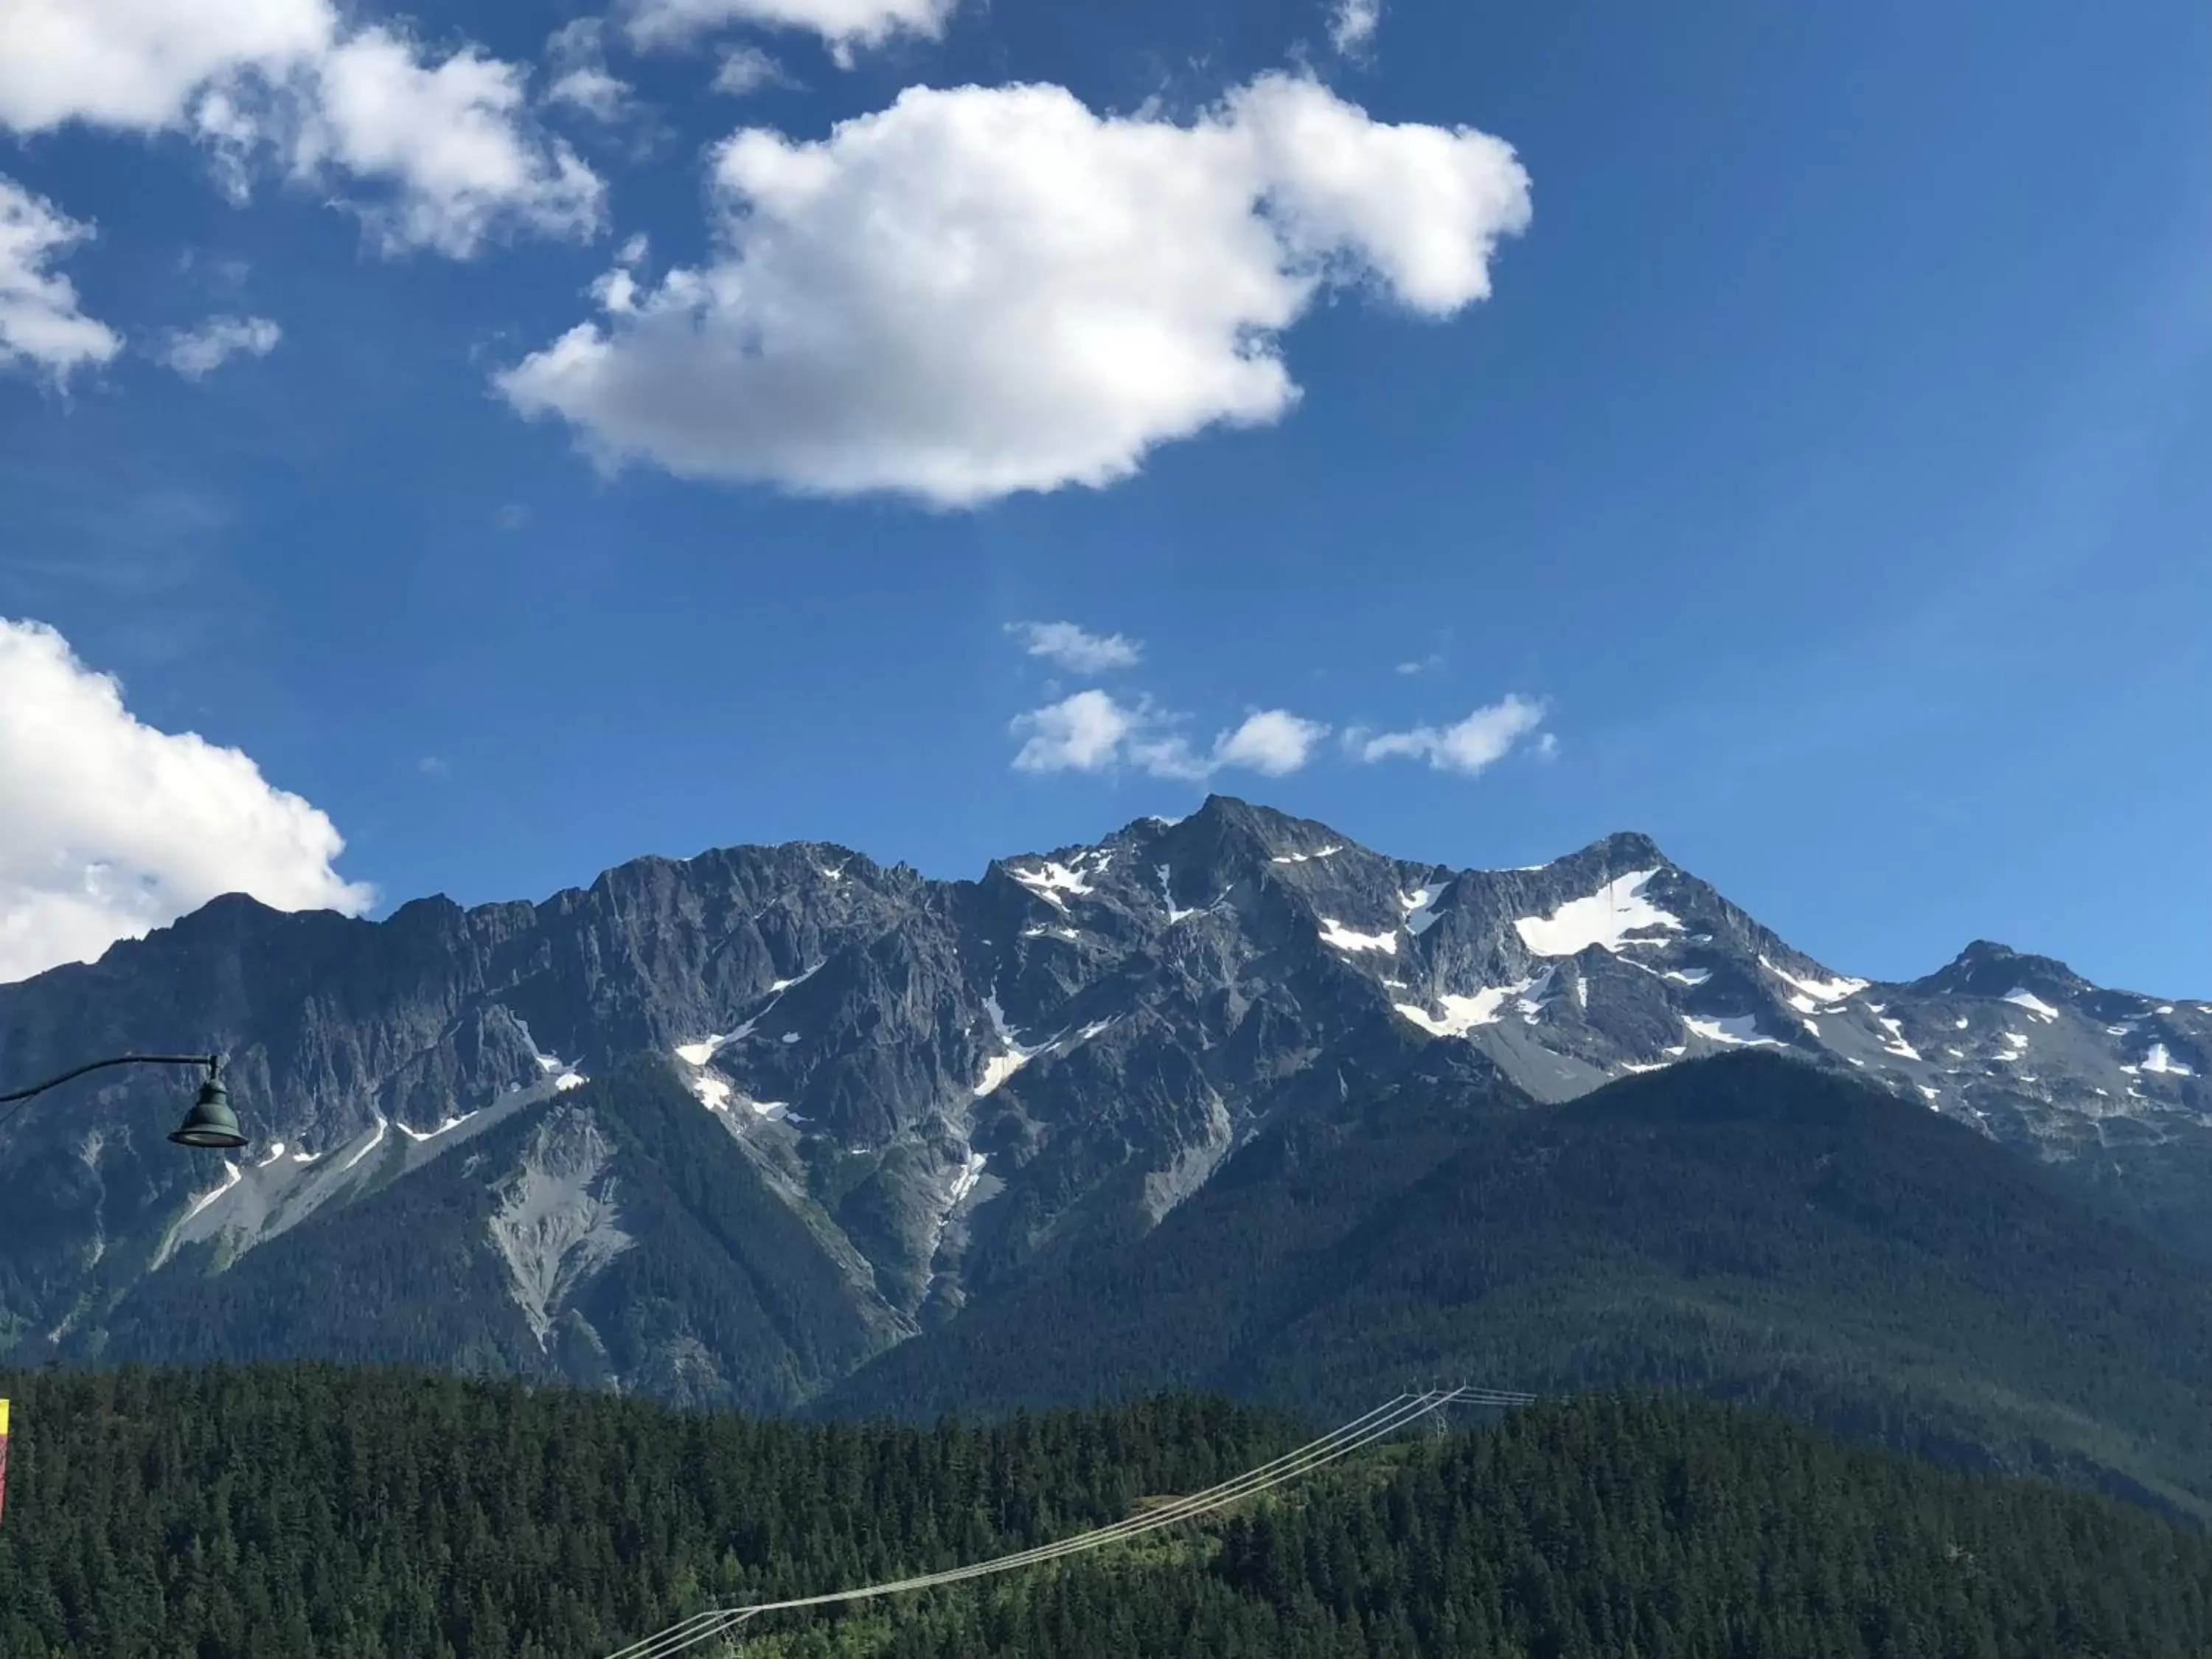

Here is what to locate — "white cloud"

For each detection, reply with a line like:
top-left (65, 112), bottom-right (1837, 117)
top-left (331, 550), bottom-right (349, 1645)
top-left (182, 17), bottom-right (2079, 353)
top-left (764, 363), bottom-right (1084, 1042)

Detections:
top-left (624, 0), bottom-right (959, 60)
top-left (0, 0), bottom-right (331, 133)
top-left (1354, 694), bottom-right (1548, 776)
top-left (1011, 690), bottom-right (1141, 775)
top-left (1010, 691), bottom-right (1328, 782)
top-left (548, 66), bottom-right (636, 123)
top-left (293, 29), bottom-right (607, 257)
top-left (0, 1), bottom-right (605, 259)
top-left (1329, 0), bottom-right (1382, 55)
top-left (0, 618), bottom-right (375, 984)
top-left (1214, 709), bottom-right (1329, 776)
top-left (1007, 620), bottom-right (1142, 675)
top-left (159, 313), bottom-right (282, 378)
top-left (712, 45), bottom-right (794, 97)
top-left (0, 176), bottom-right (123, 382)
top-left (544, 18), bottom-right (641, 125)
top-left (495, 72), bottom-right (1529, 506)
top-left (1394, 653), bottom-right (1443, 676)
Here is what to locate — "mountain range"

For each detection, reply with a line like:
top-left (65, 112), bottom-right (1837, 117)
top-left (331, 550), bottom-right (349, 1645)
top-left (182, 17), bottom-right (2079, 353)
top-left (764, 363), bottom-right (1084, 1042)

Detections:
top-left (1, 796), bottom-right (2205, 1505)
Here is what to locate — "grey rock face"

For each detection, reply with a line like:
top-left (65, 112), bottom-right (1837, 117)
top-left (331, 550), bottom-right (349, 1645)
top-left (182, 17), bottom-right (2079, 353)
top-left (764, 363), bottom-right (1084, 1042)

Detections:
top-left (0, 795), bottom-right (2202, 1399)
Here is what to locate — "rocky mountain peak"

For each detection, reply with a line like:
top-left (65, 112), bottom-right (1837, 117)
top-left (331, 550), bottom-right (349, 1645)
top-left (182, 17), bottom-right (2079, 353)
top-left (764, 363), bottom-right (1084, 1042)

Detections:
top-left (1, 799), bottom-right (2206, 1408)
top-left (1910, 939), bottom-right (2094, 1002)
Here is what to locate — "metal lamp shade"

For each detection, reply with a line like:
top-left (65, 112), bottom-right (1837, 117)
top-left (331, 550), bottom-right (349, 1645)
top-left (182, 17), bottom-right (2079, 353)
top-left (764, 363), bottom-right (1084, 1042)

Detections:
top-left (169, 1077), bottom-right (247, 1150)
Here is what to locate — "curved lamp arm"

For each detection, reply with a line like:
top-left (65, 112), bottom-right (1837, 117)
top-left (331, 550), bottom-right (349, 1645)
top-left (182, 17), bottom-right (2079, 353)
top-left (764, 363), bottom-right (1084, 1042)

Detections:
top-left (0, 1052), bottom-right (243, 1149)
top-left (0, 1053), bottom-right (221, 1107)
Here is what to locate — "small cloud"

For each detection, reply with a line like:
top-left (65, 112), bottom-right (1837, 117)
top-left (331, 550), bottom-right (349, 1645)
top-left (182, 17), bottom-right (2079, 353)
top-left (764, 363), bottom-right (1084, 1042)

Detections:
top-left (1011, 689), bottom-right (1143, 774)
top-left (1214, 709), bottom-right (1329, 776)
top-left (495, 503), bottom-right (530, 529)
top-left (1006, 621), bottom-right (1143, 675)
top-left (417, 755), bottom-right (453, 779)
top-left (0, 178), bottom-right (124, 384)
top-left (544, 18), bottom-right (642, 124)
top-left (157, 314), bottom-right (281, 379)
top-left (1394, 653), bottom-right (1443, 676)
top-left (712, 44), bottom-right (794, 97)
top-left (623, 0), bottom-right (959, 62)
top-left (548, 66), bottom-right (638, 122)
top-left (1010, 691), bottom-right (1326, 782)
top-left (1329, 0), bottom-right (1382, 55)
top-left (1354, 694), bottom-right (1548, 776)
top-left (1534, 731), bottom-right (1559, 761)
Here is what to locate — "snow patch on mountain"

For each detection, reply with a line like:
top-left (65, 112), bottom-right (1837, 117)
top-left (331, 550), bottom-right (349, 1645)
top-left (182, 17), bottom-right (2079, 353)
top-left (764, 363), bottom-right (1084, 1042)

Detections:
top-left (183, 1159), bottom-right (244, 1222)
top-left (975, 992), bottom-right (1052, 1096)
top-left (675, 965), bottom-right (827, 1069)
top-left (2005, 989), bottom-right (2063, 1022)
top-left (1394, 980), bottom-right (1531, 1037)
top-left (1876, 1017), bottom-right (1921, 1062)
top-left (1319, 917), bottom-right (1397, 955)
top-left (1683, 1014), bottom-right (1781, 1048)
top-left (1400, 880), bottom-right (1451, 936)
top-left (1515, 870), bottom-right (1683, 956)
top-left (948, 1150), bottom-right (987, 1207)
top-left (1759, 956), bottom-right (1870, 1005)
top-left (2142, 1044), bottom-right (2196, 1077)
top-left (1516, 970), bottom-right (1556, 1023)
top-left (339, 1116), bottom-right (389, 1173)
top-left (1010, 860), bottom-right (1093, 911)
top-left (1157, 864), bottom-right (1200, 925)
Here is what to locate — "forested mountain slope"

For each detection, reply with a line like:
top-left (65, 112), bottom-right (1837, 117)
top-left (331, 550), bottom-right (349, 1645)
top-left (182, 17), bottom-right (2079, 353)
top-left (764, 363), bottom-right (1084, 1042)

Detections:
top-left (828, 1053), bottom-right (2212, 1522)
top-left (0, 1365), bottom-right (2206, 1659)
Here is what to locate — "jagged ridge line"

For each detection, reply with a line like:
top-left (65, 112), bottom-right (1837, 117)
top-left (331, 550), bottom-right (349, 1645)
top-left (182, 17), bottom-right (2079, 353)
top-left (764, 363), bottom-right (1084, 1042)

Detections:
top-left (602, 1387), bottom-right (1534, 1659)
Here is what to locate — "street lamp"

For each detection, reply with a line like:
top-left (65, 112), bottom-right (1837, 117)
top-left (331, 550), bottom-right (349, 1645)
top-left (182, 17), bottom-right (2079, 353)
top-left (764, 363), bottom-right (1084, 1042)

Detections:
top-left (0, 1053), bottom-right (246, 1150)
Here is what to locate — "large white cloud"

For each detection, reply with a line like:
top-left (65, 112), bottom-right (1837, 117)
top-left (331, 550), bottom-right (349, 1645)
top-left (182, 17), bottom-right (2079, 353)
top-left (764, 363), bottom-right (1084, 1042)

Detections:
top-left (1011, 691), bottom-right (1328, 782)
top-left (1354, 695), bottom-right (1548, 776)
top-left (0, 0), bottom-right (604, 258)
top-left (496, 72), bottom-right (1529, 506)
top-left (624, 0), bottom-right (959, 60)
top-left (0, 619), bottom-right (375, 984)
top-left (0, 177), bottom-right (123, 381)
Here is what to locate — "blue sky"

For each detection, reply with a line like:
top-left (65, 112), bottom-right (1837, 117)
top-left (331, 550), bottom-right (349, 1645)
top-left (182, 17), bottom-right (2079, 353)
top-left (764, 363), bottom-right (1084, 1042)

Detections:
top-left (1, 0), bottom-right (2207, 995)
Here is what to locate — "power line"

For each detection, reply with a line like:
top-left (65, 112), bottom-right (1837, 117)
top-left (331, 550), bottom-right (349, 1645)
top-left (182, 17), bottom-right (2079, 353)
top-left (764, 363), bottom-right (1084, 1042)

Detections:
top-left (602, 1385), bottom-right (1537, 1659)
